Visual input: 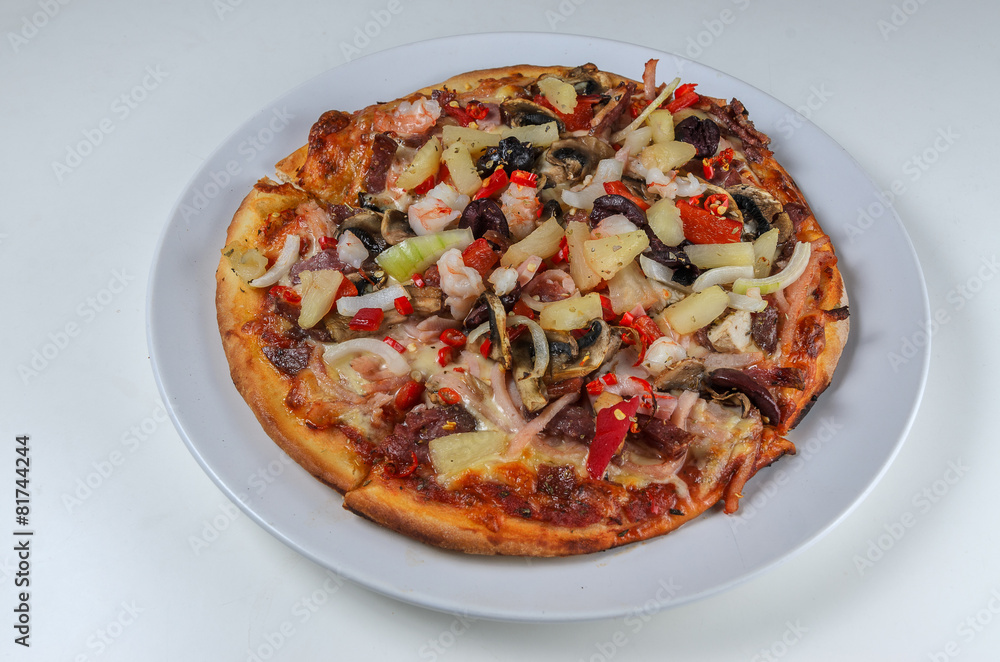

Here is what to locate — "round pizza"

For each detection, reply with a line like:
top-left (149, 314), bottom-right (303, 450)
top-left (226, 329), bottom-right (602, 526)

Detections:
top-left (216, 61), bottom-right (849, 556)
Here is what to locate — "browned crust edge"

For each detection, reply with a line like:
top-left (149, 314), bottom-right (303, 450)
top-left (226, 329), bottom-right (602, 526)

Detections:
top-left (215, 181), bottom-right (368, 494)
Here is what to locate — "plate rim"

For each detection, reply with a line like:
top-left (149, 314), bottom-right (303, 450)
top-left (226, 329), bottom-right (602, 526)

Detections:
top-left (146, 31), bottom-right (931, 622)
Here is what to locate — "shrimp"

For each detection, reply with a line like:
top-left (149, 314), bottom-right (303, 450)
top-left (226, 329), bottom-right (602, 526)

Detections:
top-left (375, 97), bottom-right (441, 137)
top-left (437, 248), bottom-right (485, 318)
top-left (642, 336), bottom-right (688, 376)
top-left (407, 182), bottom-right (469, 236)
top-left (499, 182), bottom-right (541, 240)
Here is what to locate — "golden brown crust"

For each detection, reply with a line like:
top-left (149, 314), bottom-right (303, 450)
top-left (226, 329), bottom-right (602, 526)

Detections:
top-left (216, 180), bottom-right (368, 493)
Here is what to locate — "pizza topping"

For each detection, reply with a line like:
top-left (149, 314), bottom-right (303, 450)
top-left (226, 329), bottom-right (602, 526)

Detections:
top-left (321, 337), bottom-right (411, 376)
top-left (674, 116), bottom-right (721, 160)
top-left (732, 241), bottom-right (811, 294)
top-left (537, 137), bottom-right (615, 187)
top-left (703, 368), bottom-right (780, 424)
top-left (249, 234), bottom-right (301, 287)
top-left (586, 397), bottom-right (643, 479)
top-left (407, 182), bottom-right (470, 235)
top-left (374, 228), bottom-right (474, 282)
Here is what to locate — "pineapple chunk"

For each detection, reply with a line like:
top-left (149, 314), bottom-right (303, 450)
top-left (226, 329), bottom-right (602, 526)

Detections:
top-left (538, 293), bottom-right (603, 331)
top-left (583, 230), bottom-right (650, 280)
top-left (395, 137), bottom-right (441, 190)
top-left (441, 143), bottom-right (482, 197)
top-left (639, 141), bottom-right (697, 173)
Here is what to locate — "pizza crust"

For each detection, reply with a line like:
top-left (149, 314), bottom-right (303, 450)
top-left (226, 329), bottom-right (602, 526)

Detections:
top-left (216, 181), bottom-right (369, 493)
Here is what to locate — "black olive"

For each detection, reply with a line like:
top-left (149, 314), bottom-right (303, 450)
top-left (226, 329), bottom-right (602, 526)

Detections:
top-left (703, 368), bottom-right (781, 424)
top-left (476, 137), bottom-right (539, 177)
top-left (674, 116), bottom-right (721, 159)
top-left (458, 199), bottom-right (510, 239)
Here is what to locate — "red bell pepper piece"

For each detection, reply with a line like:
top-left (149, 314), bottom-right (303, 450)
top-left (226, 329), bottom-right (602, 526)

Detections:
top-left (337, 278), bottom-right (358, 300)
top-left (394, 296), bottom-right (413, 315)
top-left (586, 397), bottom-right (642, 479)
top-left (599, 295), bottom-right (617, 322)
top-left (461, 238), bottom-right (500, 276)
top-left (269, 285), bottom-right (301, 304)
top-left (348, 307), bottom-right (383, 331)
top-left (603, 181), bottom-right (650, 210)
top-left (677, 199), bottom-right (742, 244)
top-left (532, 94), bottom-right (596, 132)
top-left (473, 169), bottom-right (509, 200)
top-left (510, 169), bottom-right (538, 188)
top-left (666, 83), bottom-right (699, 113)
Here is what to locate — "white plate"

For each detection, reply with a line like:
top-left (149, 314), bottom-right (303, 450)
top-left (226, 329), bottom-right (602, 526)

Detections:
top-left (147, 33), bottom-right (929, 621)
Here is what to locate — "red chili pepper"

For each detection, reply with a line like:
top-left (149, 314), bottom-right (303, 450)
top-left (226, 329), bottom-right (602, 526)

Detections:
top-left (473, 168), bottom-right (509, 200)
top-left (318, 236), bottom-right (337, 251)
top-left (479, 338), bottom-right (492, 357)
top-left (551, 236), bottom-right (570, 265)
top-left (394, 296), bottom-right (413, 315)
top-left (394, 379), bottom-right (425, 410)
top-left (465, 99), bottom-right (489, 120)
top-left (630, 376), bottom-right (656, 416)
top-left (348, 307), bottom-right (383, 331)
top-left (269, 285), bottom-right (301, 304)
top-left (599, 295), bottom-right (617, 322)
top-left (603, 181), bottom-right (651, 210)
top-left (437, 346), bottom-right (454, 367)
top-left (461, 238), bottom-right (500, 276)
top-left (677, 198), bottom-right (742, 244)
top-left (586, 379), bottom-right (604, 396)
top-left (385, 451), bottom-right (419, 479)
top-left (510, 170), bottom-right (538, 188)
top-left (438, 387), bottom-right (461, 405)
top-left (619, 311), bottom-right (635, 328)
top-left (629, 98), bottom-right (649, 119)
top-left (587, 398), bottom-right (643, 479)
top-left (411, 272), bottom-right (425, 288)
top-left (666, 83), bottom-right (699, 113)
top-left (703, 147), bottom-right (734, 179)
top-left (383, 336), bottom-right (406, 354)
top-left (507, 324), bottom-right (527, 343)
top-left (704, 193), bottom-right (730, 216)
top-left (631, 314), bottom-right (665, 345)
top-left (601, 373), bottom-right (618, 386)
top-left (440, 328), bottom-right (467, 348)
top-left (441, 101), bottom-right (474, 127)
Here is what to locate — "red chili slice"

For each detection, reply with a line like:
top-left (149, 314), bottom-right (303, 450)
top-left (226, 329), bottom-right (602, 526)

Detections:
top-left (394, 379), bottom-right (425, 411)
top-left (473, 169), bottom-right (509, 200)
top-left (510, 170), bottom-right (538, 188)
top-left (394, 296), bottom-right (413, 315)
top-left (439, 328), bottom-right (467, 348)
top-left (438, 387), bottom-right (461, 405)
top-left (383, 336), bottom-right (406, 354)
top-left (437, 346), bottom-right (454, 367)
top-left (603, 181), bottom-right (650, 210)
top-left (385, 451), bottom-right (419, 479)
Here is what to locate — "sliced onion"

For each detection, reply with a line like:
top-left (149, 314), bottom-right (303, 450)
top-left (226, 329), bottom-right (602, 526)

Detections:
top-left (322, 338), bottom-right (410, 376)
top-left (732, 242), bottom-right (812, 295)
top-left (560, 158), bottom-right (623, 209)
top-left (249, 234), bottom-right (301, 288)
top-left (727, 291), bottom-right (768, 312)
top-left (465, 321), bottom-right (491, 347)
top-left (691, 265), bottom-right (754, 292)
top-left (503, 392), bottom-right (578, 461)
top-left (336, 284), bottom-right (409, 316)
top-left (507, 315), bottom-right (549, 379)
top-left (671, 389), bottom-right (699, 431)
top-left (591, 214), bottom-right (639, 238)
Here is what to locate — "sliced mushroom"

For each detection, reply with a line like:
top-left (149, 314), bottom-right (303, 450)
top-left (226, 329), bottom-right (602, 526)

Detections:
top-left (652, 358), bottom-right (705, 391)
top-left (547, 319), bottom-right (620, 381)
top-left (337, 210), bottom-right (387, 254)
top-left (380, 209), bottom-right (415, 245)
top-left (324, 309), bottom-right (406, 342)
top-left (562, 64), bottom-right (607, 95)
top-left (537, 137), bottom-right (615, 186)
top-left (345, 267), bottom-right (387, 295)
top-left (511, 339), bottom-right (549, 413)
top-left (703, 368), bottom-right (780, 424)
top-left (500, 99), bottom-right (566, 133)
top-left (482, 291), bottom-right (513, 369)
top-left (727, 184), bottom-right (792, 241)
top-left (404, 284), bottom-right (444, 314)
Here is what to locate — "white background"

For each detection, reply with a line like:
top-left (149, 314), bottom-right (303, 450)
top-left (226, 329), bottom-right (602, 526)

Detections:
top-left (3, 0), bottom-right (998, 660)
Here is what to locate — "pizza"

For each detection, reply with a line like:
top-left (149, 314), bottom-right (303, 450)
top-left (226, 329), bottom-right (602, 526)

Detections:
top-left (216, 62), bottom-right (849, 556)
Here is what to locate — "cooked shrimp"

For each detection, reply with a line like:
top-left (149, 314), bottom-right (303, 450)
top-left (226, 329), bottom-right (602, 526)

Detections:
top-left (499, 182), bottom-right (541, 240)
top-left (437, 248), bottom-right (485, 318)
top-left (642, 336), bottom-right (688, 376)
top-left (336, 230), bottom-right (369, 269)
top-left (407, 182), bottom-right (469, 235)
top-left (376, 97), bottom-right (441, 137)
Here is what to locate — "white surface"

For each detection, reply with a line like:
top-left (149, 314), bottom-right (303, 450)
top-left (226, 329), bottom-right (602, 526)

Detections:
top-left (148, 33), bottom-right (928, 622)
top-left (3, 0), bottom-right (998, 658)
